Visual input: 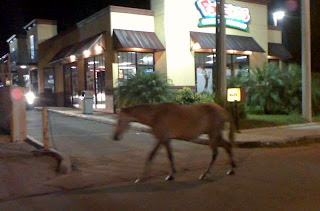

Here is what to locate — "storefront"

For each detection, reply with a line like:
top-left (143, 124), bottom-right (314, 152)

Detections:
top-left (36, 0), bottom-right (291, 112)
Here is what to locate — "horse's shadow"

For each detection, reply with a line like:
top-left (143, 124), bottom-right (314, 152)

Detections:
top-left (68, 175), bottom-right (225, 195)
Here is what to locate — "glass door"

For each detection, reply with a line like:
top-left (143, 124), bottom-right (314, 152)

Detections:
top-left (95, 55), bottom-right (105, 106)
top-left (63, 63), bottom-right (78, 107)
top-left (85, 55), bottom-right (105, 108)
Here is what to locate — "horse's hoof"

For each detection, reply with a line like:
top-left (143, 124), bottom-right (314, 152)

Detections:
top-left (199, 174), bottom-right (206, 180)
top-left (135, 178), bottom-right (142, 183)
top-left (227, 170), bottom-right (235, 175)
top-left (165, 175), bottom-right (174, 181)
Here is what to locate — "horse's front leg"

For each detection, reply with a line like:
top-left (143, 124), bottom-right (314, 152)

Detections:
top-left (164, 140), bottom-right (176, 181)
top-left (135, 142), bottom-right (161, 184)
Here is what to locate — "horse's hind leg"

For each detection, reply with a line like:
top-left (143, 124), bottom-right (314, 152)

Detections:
top-left (218, 137), bottom-right (237, 175)
top-left (199, 131), bottom-right (218, 180)
top-left (164, 141), bottom-right (176, 181)
top-left (136, 142), bottom-right (161, 183)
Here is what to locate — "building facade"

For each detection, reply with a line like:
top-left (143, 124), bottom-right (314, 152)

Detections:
top-left (6, 0), bottom-right (291, 113)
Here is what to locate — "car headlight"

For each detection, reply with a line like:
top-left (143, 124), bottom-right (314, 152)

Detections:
top-left (25, 92), bottom-right (36, 105)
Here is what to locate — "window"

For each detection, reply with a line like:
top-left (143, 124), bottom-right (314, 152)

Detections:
top-left (195, 53), bottom-right (250, 93)
top-left (195, 53), bottom-right (215, 93)
top-left (30, 35), bottom-right (35, 60)
top-left (118, 52), bottom-right (154, 80)
top-left (44, 68), bottom-right (55, 93)
top-left (232, 55), bottom-right (249, 76)
top-left (30, 69), bottom-right (38, 94)
top-left (227, 55), bottom-right (249, 78)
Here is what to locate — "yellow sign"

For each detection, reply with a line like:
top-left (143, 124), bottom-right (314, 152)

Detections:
top-left (227, 88), bottom-right (241, 102)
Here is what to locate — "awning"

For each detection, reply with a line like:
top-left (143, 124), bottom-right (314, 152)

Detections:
top-left (113, 29), bottom-right (165, 51)
top-left (268, 43), bottom-right (292, 60)
top-left (190, 31), bottom-right (265, 53)
top-left (49, 34), bottom-right (103, 64)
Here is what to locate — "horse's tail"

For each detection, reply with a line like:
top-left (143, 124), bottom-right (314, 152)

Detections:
top-left (228, 116), bottom-right (235, 146)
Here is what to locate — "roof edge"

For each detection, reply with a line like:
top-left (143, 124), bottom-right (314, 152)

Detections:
top-left (23, 19), bottom-right (57, 31)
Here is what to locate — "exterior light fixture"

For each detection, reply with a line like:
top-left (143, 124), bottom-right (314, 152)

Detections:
top-left (95, 45), bottom-right (104, 53)
top-left (83, 50), bottom-right (91, 58)
top-left (20, 65), bottom-right (27, 69)
top-left (273, 11), bottom-right (285, 26)
top-left (192, 42), bottom-right (201, 50)
top-left (227, 50), bottom-right (235, 54)
top-left (70, 55), bottom-right (76, 62)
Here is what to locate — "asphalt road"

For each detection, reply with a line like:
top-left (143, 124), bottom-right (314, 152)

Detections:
top-left (19, 110), bottom-right (320, 210)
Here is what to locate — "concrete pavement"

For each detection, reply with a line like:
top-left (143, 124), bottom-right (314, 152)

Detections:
top-left (0, 108), bottom-right (319, 207)
top-left (0, 137), bottom-right (60, 201)
top-left (38, 106), bottom-right (320, 147)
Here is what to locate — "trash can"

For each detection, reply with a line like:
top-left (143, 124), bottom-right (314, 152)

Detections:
top-left (80, 90), bottom-right (94, 114)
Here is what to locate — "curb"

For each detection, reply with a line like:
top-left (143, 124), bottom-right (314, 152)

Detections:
top-left (26, 135), bottom-right (72, 174)
top-left (36, 108), bottom-right (320, 148)
top-left (193, 134), bottom-right (320, 148)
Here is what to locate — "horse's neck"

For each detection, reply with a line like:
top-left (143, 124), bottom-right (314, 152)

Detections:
top-left (127, 105), bottom-right (156, 126)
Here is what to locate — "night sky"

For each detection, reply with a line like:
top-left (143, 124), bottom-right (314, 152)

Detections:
top-left (0, 0), bottom-right (319, 71)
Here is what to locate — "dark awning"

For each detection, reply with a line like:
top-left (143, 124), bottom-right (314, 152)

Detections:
top-left (268, 43), bottom-right (292, 60)
top-left (190, 31), bottom-right (265, 53)
top-left (113, 29), bottom-right (165, 51)
top-left (49, 34), bottom-right (103, 64)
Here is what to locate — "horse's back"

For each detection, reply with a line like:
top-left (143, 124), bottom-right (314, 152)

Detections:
top-left (152, 103), bottom-right (227, 140)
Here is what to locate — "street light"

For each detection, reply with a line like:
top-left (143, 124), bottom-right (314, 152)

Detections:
top-left (273, 11), bottom-right (285, 26)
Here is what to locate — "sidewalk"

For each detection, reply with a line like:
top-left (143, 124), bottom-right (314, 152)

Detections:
top-left (0, 136), bottom-right (61, 201)
top-left (38, 106), bottom-right (320, 148)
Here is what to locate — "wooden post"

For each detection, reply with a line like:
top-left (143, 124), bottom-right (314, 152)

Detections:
top-left (301, 0), bottom-right (312, 122)
top-left (42, 107), bottom-right (49, 150)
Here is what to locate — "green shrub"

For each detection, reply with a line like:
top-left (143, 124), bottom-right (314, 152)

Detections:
top-left (312, 72), bottom-right (320, 115)
top-left (174, 87), bottom-right (196, 105)
top-left (195, 92), bottom-right (215, 104)
top-left (228, 63), bottom-right (303, 115)
top-left (115, 71), bottom-right (172, 108)
top-left (174, 87), bottom-right (215, 105)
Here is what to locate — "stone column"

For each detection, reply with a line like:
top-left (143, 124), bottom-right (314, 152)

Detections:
top-left (104, 32), bottom-right (116, 113)
top-left (54, 63), bottom-right (65, 106)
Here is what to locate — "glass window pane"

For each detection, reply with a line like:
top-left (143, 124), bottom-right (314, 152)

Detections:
top-left (44, 68), bottom-right (54, 93)
top-left (85, 57), bottom-right (95, 92)
top-left (233, 55), bottom-right (249, 76)
top-left (195, 53), bottom-right (214, 94)
top-left (226, 54), bottom-right (232, 78)
top-left (137, 53), bottom-right (153, 65)
top-left (137, 65), bottom-right (154, 73)
top-left (118, 52), bottom-right (137, 80)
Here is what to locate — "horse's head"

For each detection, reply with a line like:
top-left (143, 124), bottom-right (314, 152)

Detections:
top-left (113, 111), bottom-right (132, 141)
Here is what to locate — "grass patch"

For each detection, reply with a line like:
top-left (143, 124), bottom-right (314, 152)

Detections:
top-left (239, 114), bottom-right (308, 130)
top-left (313, 115), bottom-right (320, 122)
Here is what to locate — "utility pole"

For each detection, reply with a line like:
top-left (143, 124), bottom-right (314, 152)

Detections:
top-left (301, 0), bottom-right (312, 122)
top-left (215, 0), bottom-right (227, 106)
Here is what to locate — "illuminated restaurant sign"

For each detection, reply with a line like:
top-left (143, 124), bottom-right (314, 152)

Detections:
top-left (195, 0), bottom-right (251, 32)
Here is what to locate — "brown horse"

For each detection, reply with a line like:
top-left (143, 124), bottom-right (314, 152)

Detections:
top-left (113, 102), bottom-right (236, 183)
